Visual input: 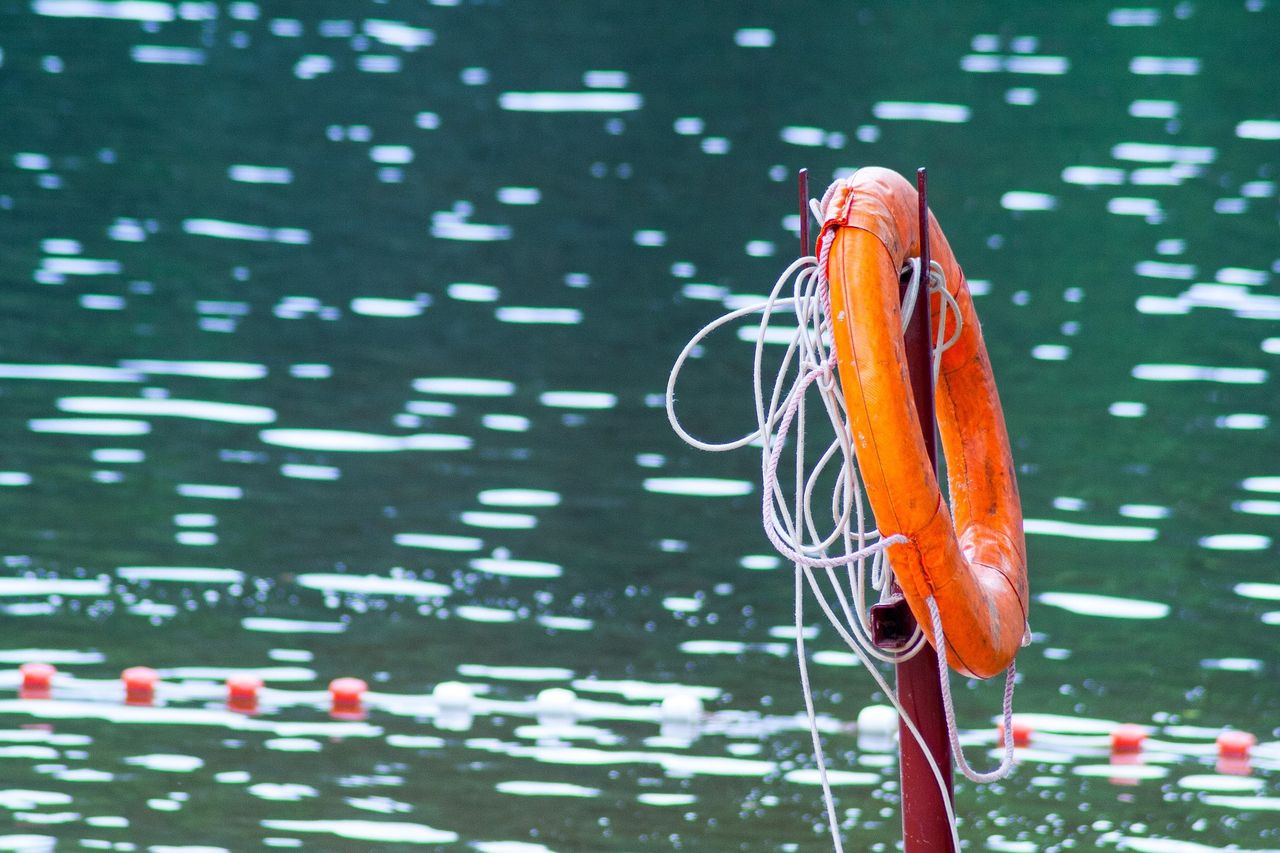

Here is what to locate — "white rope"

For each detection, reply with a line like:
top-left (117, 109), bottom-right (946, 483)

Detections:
top-left (666, 231), bottom-right (919, 655)
top-left (797, 565), bottom-right (961, 852)
top-left (926, 595), bottom-right (1018, 783)
top-left (666, 193), bottom-right (1015, 851)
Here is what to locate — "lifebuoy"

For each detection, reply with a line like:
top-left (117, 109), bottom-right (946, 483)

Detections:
top-left (821, 167), bottom-right (1028, 679)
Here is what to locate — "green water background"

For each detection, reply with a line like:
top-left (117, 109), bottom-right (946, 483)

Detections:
top-left (0, 1), bottom-right (1277, 849)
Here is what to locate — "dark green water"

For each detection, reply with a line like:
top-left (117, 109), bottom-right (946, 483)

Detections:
top-left (0, 1), bottom-right (1277, 850)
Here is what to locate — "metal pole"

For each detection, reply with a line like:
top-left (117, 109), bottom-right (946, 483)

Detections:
top-left (798, 168), bottom-right (811, 256)
top-left (895, 166), bottom-right (955, 852)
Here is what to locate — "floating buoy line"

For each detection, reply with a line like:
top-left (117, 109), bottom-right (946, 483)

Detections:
top-left (10, 657), bottom-right (1266, 780)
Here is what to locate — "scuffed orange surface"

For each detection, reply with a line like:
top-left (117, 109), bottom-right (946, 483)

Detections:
top-left (822, 167), bottom-right (1028, 679)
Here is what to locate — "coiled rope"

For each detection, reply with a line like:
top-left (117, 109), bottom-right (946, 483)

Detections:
top-left (666, 204), bottom-right (1017, 851)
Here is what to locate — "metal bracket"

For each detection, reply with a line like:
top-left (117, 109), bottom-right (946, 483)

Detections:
top-left (870, 594), bottom-right (917, 651)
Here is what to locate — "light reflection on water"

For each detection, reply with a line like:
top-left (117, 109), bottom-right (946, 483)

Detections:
top-left (0, 0), bottom-right (1277, 850)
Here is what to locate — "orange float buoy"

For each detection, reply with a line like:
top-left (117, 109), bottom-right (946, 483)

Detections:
top-left (227, 674), bottom-right (262, 713)
top-left (1110, 723), bottom-right (1147, 754)
top-left (19, 662), bottom-right (55, 698)
top-left (821, 167), bottom-right (1028, 678)
top-left (122, 666), bottom-right (159, 705)
top-left (329, 677), bottom-right (367, 719)
top-left (1217, 730), bottom-right (1256, 759)
top-left (1215, 731), bottom-right (1255, 776)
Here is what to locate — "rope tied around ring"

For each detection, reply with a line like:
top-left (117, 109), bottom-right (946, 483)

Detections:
top-left (666, 199), bottom-right (1020, 852)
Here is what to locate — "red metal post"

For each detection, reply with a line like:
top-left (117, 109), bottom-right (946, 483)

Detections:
top-left (798, 168), bottom-right (811, 255)
top-left (895, 167), bottom-right (955, 852)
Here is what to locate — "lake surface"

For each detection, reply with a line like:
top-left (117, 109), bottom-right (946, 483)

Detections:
top-left (0, 1), bottom-right (1277, 850)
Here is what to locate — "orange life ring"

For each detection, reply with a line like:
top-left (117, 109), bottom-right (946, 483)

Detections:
top-left (821, 167), bottom-right (1028, 679)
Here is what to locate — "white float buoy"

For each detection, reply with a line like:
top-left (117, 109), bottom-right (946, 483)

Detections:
top-left (535, 687), bottom-right (578, 724)
top-left (660, 692), bottom-right (704, 723)
top-left (657, 692), bottom-right (704, 743)
top-left (432, 680), bottom-right (474, 710)
top-left (856, 704), bottom-right (898, 752)
top-left (536, 686), bottom-right (576, 708)
top-left (432, 681), bottom-right (475, 732)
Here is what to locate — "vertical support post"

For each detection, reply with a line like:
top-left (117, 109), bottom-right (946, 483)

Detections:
top-left (895, 167), bottom-right (955, 852)
top-left (798, 168), bottom-right (811, 256)
top-left (916, 166), bottom-right (932, 369)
